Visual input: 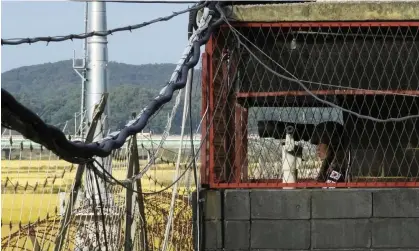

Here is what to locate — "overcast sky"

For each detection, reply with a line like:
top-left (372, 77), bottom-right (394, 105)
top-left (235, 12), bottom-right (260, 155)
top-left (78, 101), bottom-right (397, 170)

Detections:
top-left (1, 1), bottom-right (193, 72)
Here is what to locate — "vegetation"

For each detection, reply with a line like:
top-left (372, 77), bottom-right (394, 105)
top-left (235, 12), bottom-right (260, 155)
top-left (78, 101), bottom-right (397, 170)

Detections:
top-left (1, 60), bottom-right (203, 134)
top-left (1, 158), bottom-right (193, 250)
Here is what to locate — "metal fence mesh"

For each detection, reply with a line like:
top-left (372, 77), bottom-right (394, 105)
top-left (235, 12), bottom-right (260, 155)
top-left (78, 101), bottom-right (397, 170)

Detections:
top-left (201, 22), bottom-right (419, 188)
top-left (1, 131), bottom-right (197, 250)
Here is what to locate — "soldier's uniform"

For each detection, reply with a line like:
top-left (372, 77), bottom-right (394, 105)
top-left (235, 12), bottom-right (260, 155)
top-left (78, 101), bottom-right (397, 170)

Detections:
top-left (310, 121), bottom-right (351, 184)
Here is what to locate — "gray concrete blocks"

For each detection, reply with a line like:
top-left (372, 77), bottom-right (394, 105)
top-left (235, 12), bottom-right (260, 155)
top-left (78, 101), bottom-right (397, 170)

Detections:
top-left (224, 221), bottom-right (250, 249)
top-left (373, 189), bottom-right (419, 217)
top-left (372, 218), bottom-right (419, 248)
top-left (311, 219), bottom-right (371, 249)
top-left (204, 220), bottom-right (222, 249)
top-left (312, 189), bottom-right (372, 218)
top-left (251, 190), bottom-right (310, 219)
top-left (224, 190), bottom-right (250, 220)
top-left (204, 190), bottom-right (222, 220)
top-left (251, 220), bottom-right (310, 249)
top-left (206, 250), bottom-right (419, 251)
top-left (200, 188), bottom-right (419, 250)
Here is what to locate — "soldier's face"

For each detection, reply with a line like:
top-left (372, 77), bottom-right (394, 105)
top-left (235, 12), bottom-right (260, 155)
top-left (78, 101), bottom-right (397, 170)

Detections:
top-left (317, 143), bottom-right (328, 160)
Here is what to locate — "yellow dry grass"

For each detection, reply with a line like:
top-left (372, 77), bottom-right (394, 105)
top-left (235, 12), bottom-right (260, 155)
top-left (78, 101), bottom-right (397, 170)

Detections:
top-left (1, 159), bottom-right (192, 248)
top-left (2, 160), bottom-right (71, 169)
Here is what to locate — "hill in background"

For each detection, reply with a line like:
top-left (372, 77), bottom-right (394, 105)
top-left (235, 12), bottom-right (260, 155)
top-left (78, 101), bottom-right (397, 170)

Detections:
top-left (1, 60), bottom-right (203, 135)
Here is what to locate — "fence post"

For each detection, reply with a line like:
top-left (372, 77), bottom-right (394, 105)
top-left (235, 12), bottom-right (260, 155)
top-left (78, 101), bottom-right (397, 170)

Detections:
top-left (124, 112), bottom-right (149, 251)
top-left (125, 135), bottom-right (135, 251)
top-left (132, 134), bottom-right (149, 251)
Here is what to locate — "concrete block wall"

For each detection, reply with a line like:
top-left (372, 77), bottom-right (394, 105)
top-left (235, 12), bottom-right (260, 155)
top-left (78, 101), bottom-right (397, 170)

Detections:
top-left (197, 188), bottom-right (419, 251)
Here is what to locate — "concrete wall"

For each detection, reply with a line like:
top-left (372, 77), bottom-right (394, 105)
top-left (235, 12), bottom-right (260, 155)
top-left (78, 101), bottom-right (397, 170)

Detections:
top-left (225, 1), bottom-right (419, 22)
top-left (196, 188), bottom-right (419, 251)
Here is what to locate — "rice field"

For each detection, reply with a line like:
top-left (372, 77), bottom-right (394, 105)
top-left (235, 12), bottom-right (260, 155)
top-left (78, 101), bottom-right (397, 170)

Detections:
top-left (1, 158), bottom-right (192, 246)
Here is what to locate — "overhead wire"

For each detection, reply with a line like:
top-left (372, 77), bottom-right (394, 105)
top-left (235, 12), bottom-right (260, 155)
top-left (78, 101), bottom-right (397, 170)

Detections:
top-left (1, 1), bottom-right (224, 163)
top-left (1, 2), bottom-right (206, 46)
top-left (78, 0), bottom-right (199, 3)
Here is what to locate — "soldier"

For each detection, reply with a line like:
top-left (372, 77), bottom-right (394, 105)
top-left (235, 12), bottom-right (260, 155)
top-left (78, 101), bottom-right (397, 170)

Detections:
top-left (310, 121), bottom-right (351, 184)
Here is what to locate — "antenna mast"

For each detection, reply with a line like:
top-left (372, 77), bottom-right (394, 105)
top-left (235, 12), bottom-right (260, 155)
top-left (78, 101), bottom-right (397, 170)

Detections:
top-left (73, 1), bottom-right (89, 140)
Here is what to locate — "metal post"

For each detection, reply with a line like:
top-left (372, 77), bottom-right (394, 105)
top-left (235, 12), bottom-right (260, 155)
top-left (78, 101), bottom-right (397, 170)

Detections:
top-left (83, 2), bottom-right (110, 250)
top-left (80, 1), bottom-right (89, 140)
top-left (282, 126), bottom-right (297, 189)
top-left (125, 131), bottom-right (149, 251)
top-left (125, 136), bottom-right (135, 251)
top-left (133, 135), bottom-right (149, 251)
top-left (85, 0), bottom-right (109, 201)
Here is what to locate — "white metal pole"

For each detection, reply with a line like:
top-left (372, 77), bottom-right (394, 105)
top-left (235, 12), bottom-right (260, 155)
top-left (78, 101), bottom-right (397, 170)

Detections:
top-left (86, 1), bottom-right (108, 133)
top-left (85, 0), bottom-right (109, 196)
top-left (282, 127), bottom-right (297, 189)
top-left (82, 1), bottom-right (110, 249)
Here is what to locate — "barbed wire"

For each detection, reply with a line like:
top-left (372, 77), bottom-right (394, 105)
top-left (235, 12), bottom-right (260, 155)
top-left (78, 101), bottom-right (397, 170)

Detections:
top-left (89, 73), bottom-right (225, 195)
top-left (72, 0), bottom-right (199, 3)
top-left (1, 2), bottom-right (224, 164)
top-left (1, 2), bottom-right (205, 46)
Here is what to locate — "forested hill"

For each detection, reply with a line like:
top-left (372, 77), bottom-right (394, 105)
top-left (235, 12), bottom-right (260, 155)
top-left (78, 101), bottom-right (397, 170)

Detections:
top-left (1, 60), bottom-right (202, 134)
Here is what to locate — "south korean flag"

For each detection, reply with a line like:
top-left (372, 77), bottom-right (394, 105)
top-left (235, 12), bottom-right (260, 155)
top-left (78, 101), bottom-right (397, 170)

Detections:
top-left (323, 170), bottom-right (342, 189)
top-left (329, 170), bottom-right (342, 181)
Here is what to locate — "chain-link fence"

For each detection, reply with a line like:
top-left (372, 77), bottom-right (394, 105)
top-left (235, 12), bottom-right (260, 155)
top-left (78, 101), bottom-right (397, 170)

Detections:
top-left (201, 22), bottom-right (419, 188)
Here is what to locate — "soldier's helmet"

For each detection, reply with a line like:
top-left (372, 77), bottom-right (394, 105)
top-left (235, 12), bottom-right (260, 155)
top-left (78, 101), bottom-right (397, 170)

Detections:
top-left (310, 121), bottom-right (345, 148)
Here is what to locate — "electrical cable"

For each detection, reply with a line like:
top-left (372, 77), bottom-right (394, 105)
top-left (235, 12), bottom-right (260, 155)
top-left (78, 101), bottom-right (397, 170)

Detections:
top-left (90, 54), bottom-right (230, 196)
top-left (93, 171), bottom-right (109, 251)
top-left (92, 158), bottom-right (190, 195)
top-left (87, 167), bottom-right (102, 251)
top-left (187, 8), bottom-right (201, 251)
top-left (1, 2), bottom-right (225, 163)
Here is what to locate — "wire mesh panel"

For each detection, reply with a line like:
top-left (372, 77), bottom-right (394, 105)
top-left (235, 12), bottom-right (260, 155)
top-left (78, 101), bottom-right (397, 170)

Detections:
top-left (0, 132), bottom-right (127, 250)
top-left (1, 132), bottom-right (74, 250)
top-left (201, 22), bottom-right (419, 188)
top-left (1, 132), bottom-right (198, 250)
top-left (1, 54), bottom-right (202, 250)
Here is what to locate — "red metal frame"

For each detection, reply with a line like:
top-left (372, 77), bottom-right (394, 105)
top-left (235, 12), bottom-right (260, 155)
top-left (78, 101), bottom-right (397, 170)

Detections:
top-left (202, 21), bottom-right (419, 189)
top-left (213, 181), bottom-right (419, 188)
top-left (207, 35), bottom-right (215, 187)
top-left (200, 52), bottom-right (209, 185)
top-left (234, 105), bottom-right (248, 183)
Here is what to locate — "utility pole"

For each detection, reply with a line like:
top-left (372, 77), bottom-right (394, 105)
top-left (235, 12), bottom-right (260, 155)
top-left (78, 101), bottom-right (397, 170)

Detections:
top-left (82, 1), bottom-right (112, 250)
top-left (85, 0), bottom-right (109, 200)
